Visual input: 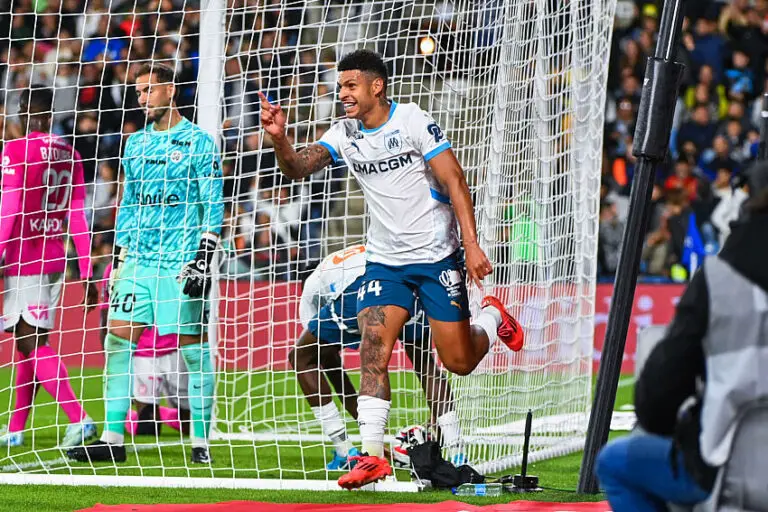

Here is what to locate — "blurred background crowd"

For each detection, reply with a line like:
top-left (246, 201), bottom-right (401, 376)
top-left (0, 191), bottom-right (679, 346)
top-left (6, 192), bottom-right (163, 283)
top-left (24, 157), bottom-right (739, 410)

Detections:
top-left (600, 0), bottom-right (768, 282)
top-left (0, 0), bottom-right (349, 282)
top-left (0, 0), bottom-right (762, 284)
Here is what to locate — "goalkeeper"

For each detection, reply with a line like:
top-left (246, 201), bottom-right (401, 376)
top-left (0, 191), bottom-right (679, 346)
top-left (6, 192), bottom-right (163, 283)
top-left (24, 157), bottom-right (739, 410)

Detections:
top-left (68, 62), bottom-right (224, 465)
top-left (290, 245), bottom-right (464, 471)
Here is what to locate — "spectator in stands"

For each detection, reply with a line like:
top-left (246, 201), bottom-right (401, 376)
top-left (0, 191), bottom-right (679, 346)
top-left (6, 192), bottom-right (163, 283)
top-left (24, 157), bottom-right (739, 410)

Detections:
top-left (642, 199), bottom-right (673, 277)
top-left (72, 110), bottom-right (100, 183)
top-left (667, 189), bottom-right (701, 273)
top-left (596, 161), bottom-right (768, 511)
top-left (701, 135), bottom-right (739, 181)
top-left (726, 100), bottom-right (753, 134)
top-left (607, 95), bottom-right (636, 161)
top-left (724, 49), bottom-right (756, 102)
top-left (712, 170), bottom-right (750, 247)
top-left (90, 159), bottom-right (119, 231)
top-left (718, 117), bottom-right (746, 158)
top-left (664, 158), bottom-right (701, 203)
top-left (690, 15), bottom-right (728, 83)
top-left (719, 0), bottom-right (750, 36)
top-left (677, 104), bottom-right (718, 157)
top-left (598, 199), bottom-right (624, 278)
top-left (619, 39), bottom-right (646, 82)
top-left (2, 0), bottom-right (766, 290)
top-left (684, 65), bottom-right (728, 121)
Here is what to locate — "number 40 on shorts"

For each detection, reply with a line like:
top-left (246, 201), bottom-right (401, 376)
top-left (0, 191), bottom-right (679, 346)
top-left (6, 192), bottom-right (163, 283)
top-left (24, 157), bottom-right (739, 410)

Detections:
top-left (357, 280), bottom-right (382, 301)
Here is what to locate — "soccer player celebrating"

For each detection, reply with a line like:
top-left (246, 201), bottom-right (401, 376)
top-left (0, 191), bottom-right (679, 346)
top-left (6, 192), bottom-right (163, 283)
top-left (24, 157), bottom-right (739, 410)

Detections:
top-left (0, 85), bottom-right (99, 447)
top-left (259, 49), bottom-right (524, 489)
top-left (68, 62), bottom-right (224, 464)
top-left (290, 244), bottom-right (463, 470)
top-left (99, 264), bottom-right (190, 437)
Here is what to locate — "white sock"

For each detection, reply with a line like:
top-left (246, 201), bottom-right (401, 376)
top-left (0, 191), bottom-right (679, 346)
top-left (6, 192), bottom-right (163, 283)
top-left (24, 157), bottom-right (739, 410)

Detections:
top-left (483, 304), bottom-right (503, 325)
top-left (357, 396), bottom-right (390, 457)
top-left (472, 308), bottom-right (501, 345)
top-left (191, 436), bottom-right (207, 448)
top-left (311, 402), bottom-right (352, 457)
top-left (436, 410), bottom-right (462, 447)
top-left (101, 430), bottom-right (124, 445)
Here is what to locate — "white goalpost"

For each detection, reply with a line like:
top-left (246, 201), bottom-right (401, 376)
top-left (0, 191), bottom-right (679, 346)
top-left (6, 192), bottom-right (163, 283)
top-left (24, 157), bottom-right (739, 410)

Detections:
top-left (0, 0), bottom-right (615, 491)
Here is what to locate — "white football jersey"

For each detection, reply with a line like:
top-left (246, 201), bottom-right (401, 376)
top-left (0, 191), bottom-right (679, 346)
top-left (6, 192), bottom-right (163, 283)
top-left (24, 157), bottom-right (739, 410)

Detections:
top-left (298, 245), bottom-right (366, 328)
top-left (318, 101), bottom-right (460, 266)
top-left (298, 244), bottom-right (422, 329)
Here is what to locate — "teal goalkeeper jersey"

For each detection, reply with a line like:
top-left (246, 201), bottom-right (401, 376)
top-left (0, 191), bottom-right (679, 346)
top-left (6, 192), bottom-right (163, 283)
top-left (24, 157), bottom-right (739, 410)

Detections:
top-left (115, 117), bottom-right (224, 270)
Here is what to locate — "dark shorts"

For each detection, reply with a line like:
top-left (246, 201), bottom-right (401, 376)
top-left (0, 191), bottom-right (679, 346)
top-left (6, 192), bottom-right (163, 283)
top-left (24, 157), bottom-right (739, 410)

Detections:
top-left (356, 251), bottom-right (470, 323)
top-left (307, 277), bottom-right (364, 349)
top-left (308, 276), bottom-right (429, 349)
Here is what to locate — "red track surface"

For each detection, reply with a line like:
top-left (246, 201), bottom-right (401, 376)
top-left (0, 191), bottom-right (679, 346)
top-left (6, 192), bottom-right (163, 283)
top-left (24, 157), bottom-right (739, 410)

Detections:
top-left (80, 499), bottom-right (613, 512)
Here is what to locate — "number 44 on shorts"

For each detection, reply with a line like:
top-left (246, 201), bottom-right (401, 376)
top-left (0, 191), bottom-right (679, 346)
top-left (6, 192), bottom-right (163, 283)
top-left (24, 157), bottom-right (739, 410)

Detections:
top-left (357, 280), bottom-right (382, 301)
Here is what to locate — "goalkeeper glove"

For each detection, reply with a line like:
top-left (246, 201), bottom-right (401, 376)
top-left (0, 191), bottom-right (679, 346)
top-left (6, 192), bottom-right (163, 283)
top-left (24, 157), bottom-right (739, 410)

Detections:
top-left (179, 233), bottom-right (218, 298)
top-left (109, 246), bottom-right (127, 296)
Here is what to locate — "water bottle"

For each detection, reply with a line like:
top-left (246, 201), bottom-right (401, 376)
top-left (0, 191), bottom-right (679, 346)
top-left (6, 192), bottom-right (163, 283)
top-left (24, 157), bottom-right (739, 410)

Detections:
top-left (451, 483), bottom-right (503, 497)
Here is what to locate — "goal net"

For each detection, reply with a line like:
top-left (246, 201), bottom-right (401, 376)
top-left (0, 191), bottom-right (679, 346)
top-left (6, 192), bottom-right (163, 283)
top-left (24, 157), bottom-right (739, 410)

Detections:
top-left (0, 0), bottom-right (615, 490)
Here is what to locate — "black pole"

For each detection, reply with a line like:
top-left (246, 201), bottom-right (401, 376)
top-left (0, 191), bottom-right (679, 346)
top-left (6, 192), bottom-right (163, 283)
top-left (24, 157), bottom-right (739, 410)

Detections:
top-left (511, 409), bottom-right (540, 492)
top-left (577, 0), bottom-right (687, 494)
top-left (520, 410), bottom-right (532, 477)
top-left (759, 94), bottom-right (768, 161)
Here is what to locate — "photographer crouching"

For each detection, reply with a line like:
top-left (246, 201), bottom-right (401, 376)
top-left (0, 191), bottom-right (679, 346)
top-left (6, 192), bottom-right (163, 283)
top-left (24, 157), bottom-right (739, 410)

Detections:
top-left (596, 161), bottom-right (768, 510)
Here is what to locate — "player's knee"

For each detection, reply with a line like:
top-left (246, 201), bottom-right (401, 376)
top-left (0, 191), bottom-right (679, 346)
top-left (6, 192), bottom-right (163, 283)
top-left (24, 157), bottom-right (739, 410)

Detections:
top-left (288, 348), bottom-right (299, 370)
top-left (289, 345), bottom-right (315, 372)
top-left (442, 357), bottom-right (474, 376)
top-left (16, 335), bottom-right (45, 358)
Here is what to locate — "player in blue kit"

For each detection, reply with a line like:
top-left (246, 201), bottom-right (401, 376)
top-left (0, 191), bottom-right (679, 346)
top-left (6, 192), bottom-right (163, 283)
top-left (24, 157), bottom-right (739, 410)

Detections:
top-left (260, 49), bottom-right (525, 488)
top-left (290, 245), bottom-right (464, 471)
top-left (68, 62), bottom-right (224, 464)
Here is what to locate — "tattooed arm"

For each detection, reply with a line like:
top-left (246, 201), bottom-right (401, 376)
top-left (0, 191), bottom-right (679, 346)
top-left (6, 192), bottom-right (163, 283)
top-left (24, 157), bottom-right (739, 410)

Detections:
top-left (258, 91), bottom-right (333, 180)
top-left (272, 137), bottom-right (333, 180)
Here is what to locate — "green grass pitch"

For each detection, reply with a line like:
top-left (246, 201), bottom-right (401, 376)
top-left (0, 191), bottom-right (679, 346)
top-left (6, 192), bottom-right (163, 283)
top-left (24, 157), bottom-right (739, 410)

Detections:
top-left (0, 367), bottom-right (633, 510)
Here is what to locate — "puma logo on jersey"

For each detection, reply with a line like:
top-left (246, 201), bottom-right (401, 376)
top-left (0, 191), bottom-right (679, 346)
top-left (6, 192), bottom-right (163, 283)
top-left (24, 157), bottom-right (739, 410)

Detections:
top-left (352, 154), bottom-right (413, 175)
top-left (450, 300), bottom-right (462, 310)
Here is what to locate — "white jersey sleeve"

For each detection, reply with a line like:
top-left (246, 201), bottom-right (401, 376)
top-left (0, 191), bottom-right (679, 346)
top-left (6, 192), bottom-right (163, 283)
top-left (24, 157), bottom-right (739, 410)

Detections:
top-left (298, 245), bottom-right (367, 328)
top-left (317, 123), bottom-right (345, 164)
top-left (405, 106), bottom-right (452, 162)
top-left (298, 268), bottom-right (324, 329)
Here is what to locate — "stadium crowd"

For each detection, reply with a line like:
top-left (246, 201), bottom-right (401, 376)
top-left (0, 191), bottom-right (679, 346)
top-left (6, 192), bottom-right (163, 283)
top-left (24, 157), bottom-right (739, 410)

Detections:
top-left (0, 0), bottom-right (761, 284)
top-left (600, 0), bottom-right (768, 282)
top-left (0, 0), bottom-right (343, 283)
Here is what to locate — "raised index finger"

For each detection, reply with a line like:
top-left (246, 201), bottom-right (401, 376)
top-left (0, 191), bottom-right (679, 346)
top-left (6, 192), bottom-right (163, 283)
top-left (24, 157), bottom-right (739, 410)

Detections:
top-left (257, 91), bottom-right (273, 110)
